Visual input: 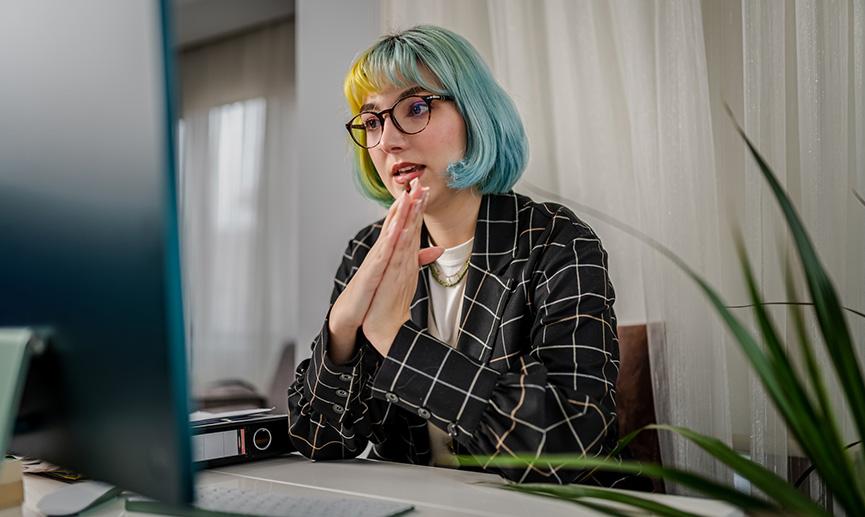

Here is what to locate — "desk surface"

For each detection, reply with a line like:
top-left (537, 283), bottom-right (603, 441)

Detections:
top-left (22, 454), bottom-right (741, 517)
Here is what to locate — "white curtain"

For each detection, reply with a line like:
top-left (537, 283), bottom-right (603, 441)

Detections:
top-left (706, 0), bottom-right (865, 502)
top-left (381, 0), bottom-right (865, 495)
top-left (177, 20), bottom-right (296, 396)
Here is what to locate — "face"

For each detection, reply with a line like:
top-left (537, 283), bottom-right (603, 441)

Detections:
top-left (362, 85), bottom-right (467, 212)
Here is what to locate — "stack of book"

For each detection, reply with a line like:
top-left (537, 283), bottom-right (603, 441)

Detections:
top-left (0, 459), bottom-right (23, 516)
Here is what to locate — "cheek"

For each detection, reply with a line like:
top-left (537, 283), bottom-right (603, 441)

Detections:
top-left (426, 123), bottom-right (466, 162)
top-left (441, 119), bottom-right (467, 160)
top-left (368, 151), bottom-right (388, 180)
top-left (368, 150), bottom-right (401, 196)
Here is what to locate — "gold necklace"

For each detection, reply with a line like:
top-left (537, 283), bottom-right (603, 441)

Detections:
top-left (429, 257), bottom-right (471, 288)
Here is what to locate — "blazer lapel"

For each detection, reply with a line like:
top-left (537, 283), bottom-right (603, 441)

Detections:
top-left (454, 193), bottom-right (519, 363)
top-left (411, 226), bottom-right (432, 330)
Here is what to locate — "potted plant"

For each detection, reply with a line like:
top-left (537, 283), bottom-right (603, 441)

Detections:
top-left (460, 113), bottom-right (865, 516)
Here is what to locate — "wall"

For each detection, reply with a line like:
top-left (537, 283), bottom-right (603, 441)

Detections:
top-left (295, 0), bottom-right (384, 364)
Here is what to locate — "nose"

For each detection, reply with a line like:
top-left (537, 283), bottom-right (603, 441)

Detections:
top-left (378, 114), bottom-right (407, 153)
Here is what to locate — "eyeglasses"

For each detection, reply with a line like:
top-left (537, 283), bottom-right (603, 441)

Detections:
top-left (345, 94), bottom-right (453, 149)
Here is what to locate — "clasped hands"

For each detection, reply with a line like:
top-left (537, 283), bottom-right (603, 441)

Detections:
top-left (327, 179), bottom-right (444, 364)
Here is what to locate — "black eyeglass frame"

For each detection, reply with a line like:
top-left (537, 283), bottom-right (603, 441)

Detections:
top-left (345, 94), bottom-right (454, 149)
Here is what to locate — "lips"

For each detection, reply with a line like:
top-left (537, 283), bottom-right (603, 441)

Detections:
top-left (391, 163), bottom-right (425, 191)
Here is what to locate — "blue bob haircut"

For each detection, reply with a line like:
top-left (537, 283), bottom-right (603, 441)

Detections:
top-left (344, 25), bottom-right (528, 206)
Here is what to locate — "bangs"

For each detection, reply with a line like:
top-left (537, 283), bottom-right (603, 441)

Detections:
top-left (344, 39), bottom-right (446, 115)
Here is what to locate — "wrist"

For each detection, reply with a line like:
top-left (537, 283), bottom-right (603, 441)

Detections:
top-left (328, 312), bottom-right (357, 340)
top-left (329, 296), bottom-right (360, 331)
top-left (363, 320), bottom-right (406, 357)
top-left (327, 317), bottom-right (358, 365)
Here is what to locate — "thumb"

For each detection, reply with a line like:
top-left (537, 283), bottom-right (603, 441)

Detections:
top-left (417, 246), bottom-right (444, 266)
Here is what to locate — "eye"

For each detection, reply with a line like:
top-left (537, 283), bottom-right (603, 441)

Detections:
top-left (361, 115), bottom-right (380, 130)
top-left (404, 100), bottom-right (430, 118)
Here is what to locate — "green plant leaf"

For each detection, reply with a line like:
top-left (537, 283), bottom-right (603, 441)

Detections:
top-left (853, 445), bottom-right (865, 497)
top-left (643, 423), bottom-right (830, 515)
top-left (464, 420), bottom-right (836, 514)
top-left (614, 419), bottom-right (843, 515)
top-left (734, 238), bottom-right (863, 513)
top-left (510, 488), bottom-right (633, 517)
top-left (459, 453), bottom-right (777, 512)
top-left (725, 301), bottom-right (865, 320)
top-left (727, 106), bottom-right (865, 460)
top-left (783, 258), bottom-right (850, 489)
top-left (853, 189), bottom-right (865, 209)
top-left (794, 441), bottom-right (864, 488)
top-left (518, 122), bottom-right (865, 513)
top-left (653, 425), bottom-right (828, 516)
top-left (516, 180), bottom-right (829, 512)
top-left (501, 483), bottom-right (703, 517)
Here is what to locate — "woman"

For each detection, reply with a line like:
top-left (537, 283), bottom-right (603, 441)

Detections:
top-left (287, 25), bottom-right (623, 486)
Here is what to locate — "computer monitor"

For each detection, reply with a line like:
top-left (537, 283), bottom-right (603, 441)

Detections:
top-left (0, 0), bottom-right (193, 505)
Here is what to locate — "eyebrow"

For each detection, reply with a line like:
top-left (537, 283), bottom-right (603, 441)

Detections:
top-left (359, 86), bottom-right (426, 113)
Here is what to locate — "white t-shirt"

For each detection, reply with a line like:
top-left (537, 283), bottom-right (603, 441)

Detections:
top-left (426, 237), bottom-right (473, 468)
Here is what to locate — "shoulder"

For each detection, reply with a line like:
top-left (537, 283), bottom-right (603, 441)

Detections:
top-left (501, 193), bottom-right (614, 300)
top-left (489, 191), bottom-right (604, 251)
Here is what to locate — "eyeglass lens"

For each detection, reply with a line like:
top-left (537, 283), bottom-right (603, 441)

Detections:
top-left (349, 96), bottom-right (432, 148)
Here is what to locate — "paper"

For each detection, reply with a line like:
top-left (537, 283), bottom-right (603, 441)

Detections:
top-left (189, 407), bottom-right (274, 424)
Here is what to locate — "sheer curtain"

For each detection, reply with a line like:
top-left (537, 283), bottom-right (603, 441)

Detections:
top-left (177, 20), bottom-right (296, 395)
top-left (705, 0), bottom-right (865, 501)
top-left (381, 0), bottom-right (865, 494)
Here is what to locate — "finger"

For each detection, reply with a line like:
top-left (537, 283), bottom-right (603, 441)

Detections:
top-left (411, 177), bottom-right (425, 199)
top-left (341, 191), bottom-right (415, 327)
top-left (393, 190), bottom-right (427, 268)
top-left (381, 181), bottom-right (426, 278)
top-left (417, 246), bottom-right (444, 266)
top-left (377, 190), bottom-right (411, 256)
top-left (403, 190), bottom-right (426, 244)
top-left (409, 188), bottom-right (429, 248)
top-left (357, 192), bottom-right (410, 285)
top-left (380, 190), bottom-right (405, 236)
top-left (381, 199), bottom-right (399, 232)
top-left (386, 189), bottom-right (413, 244)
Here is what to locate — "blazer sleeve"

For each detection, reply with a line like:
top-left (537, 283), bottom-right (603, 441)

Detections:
top-left (286, 236), bottom-right (378, 460)
top-left (370, 233), bottom-right (620, 483)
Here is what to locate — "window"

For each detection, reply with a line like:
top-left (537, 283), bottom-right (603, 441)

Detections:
top-left (210, 98), bottom-right (267, 231)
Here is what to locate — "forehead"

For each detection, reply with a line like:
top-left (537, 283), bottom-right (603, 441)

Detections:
top-left (361, 85), bottom-right (428, 111)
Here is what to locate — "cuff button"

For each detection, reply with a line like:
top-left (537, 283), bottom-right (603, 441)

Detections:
top-left (446, 422), bottom-right (458, 438)
top-left (417, 408), bottom-right (431, 419)
top-left (385, 392), bottom-right (399, 403)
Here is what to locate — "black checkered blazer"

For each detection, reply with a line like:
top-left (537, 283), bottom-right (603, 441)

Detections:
top-left (287, 191), bottom-right (623, 484)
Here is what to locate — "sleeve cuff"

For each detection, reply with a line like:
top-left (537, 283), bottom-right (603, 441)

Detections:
top-left (371, 321), bottom-right (500, 442)
top-left (302, 314), bottom-right (365, 424)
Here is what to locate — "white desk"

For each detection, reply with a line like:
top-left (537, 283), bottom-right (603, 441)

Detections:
top-left (21, 454), bottom-right (741, 516)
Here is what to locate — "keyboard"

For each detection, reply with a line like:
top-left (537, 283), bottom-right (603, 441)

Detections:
top-left (126, 485), bottom-right (415, 517)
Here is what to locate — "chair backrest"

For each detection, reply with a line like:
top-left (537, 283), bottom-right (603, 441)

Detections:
top-left (267, 341), bottom-right (296, 414)
top-left (616, 323), bottom-right (664, 493)
top-left (193, 379), bottom-right (267, 411)
top-left (190, 342), bottom-right (296, 414)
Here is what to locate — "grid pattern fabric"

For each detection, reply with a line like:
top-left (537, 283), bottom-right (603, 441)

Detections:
top-left (287, 192), bottom-right (625, 485)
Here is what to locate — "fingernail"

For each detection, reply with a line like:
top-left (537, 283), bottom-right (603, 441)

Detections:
top-left (410, 178), bottom-right (419, 192)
